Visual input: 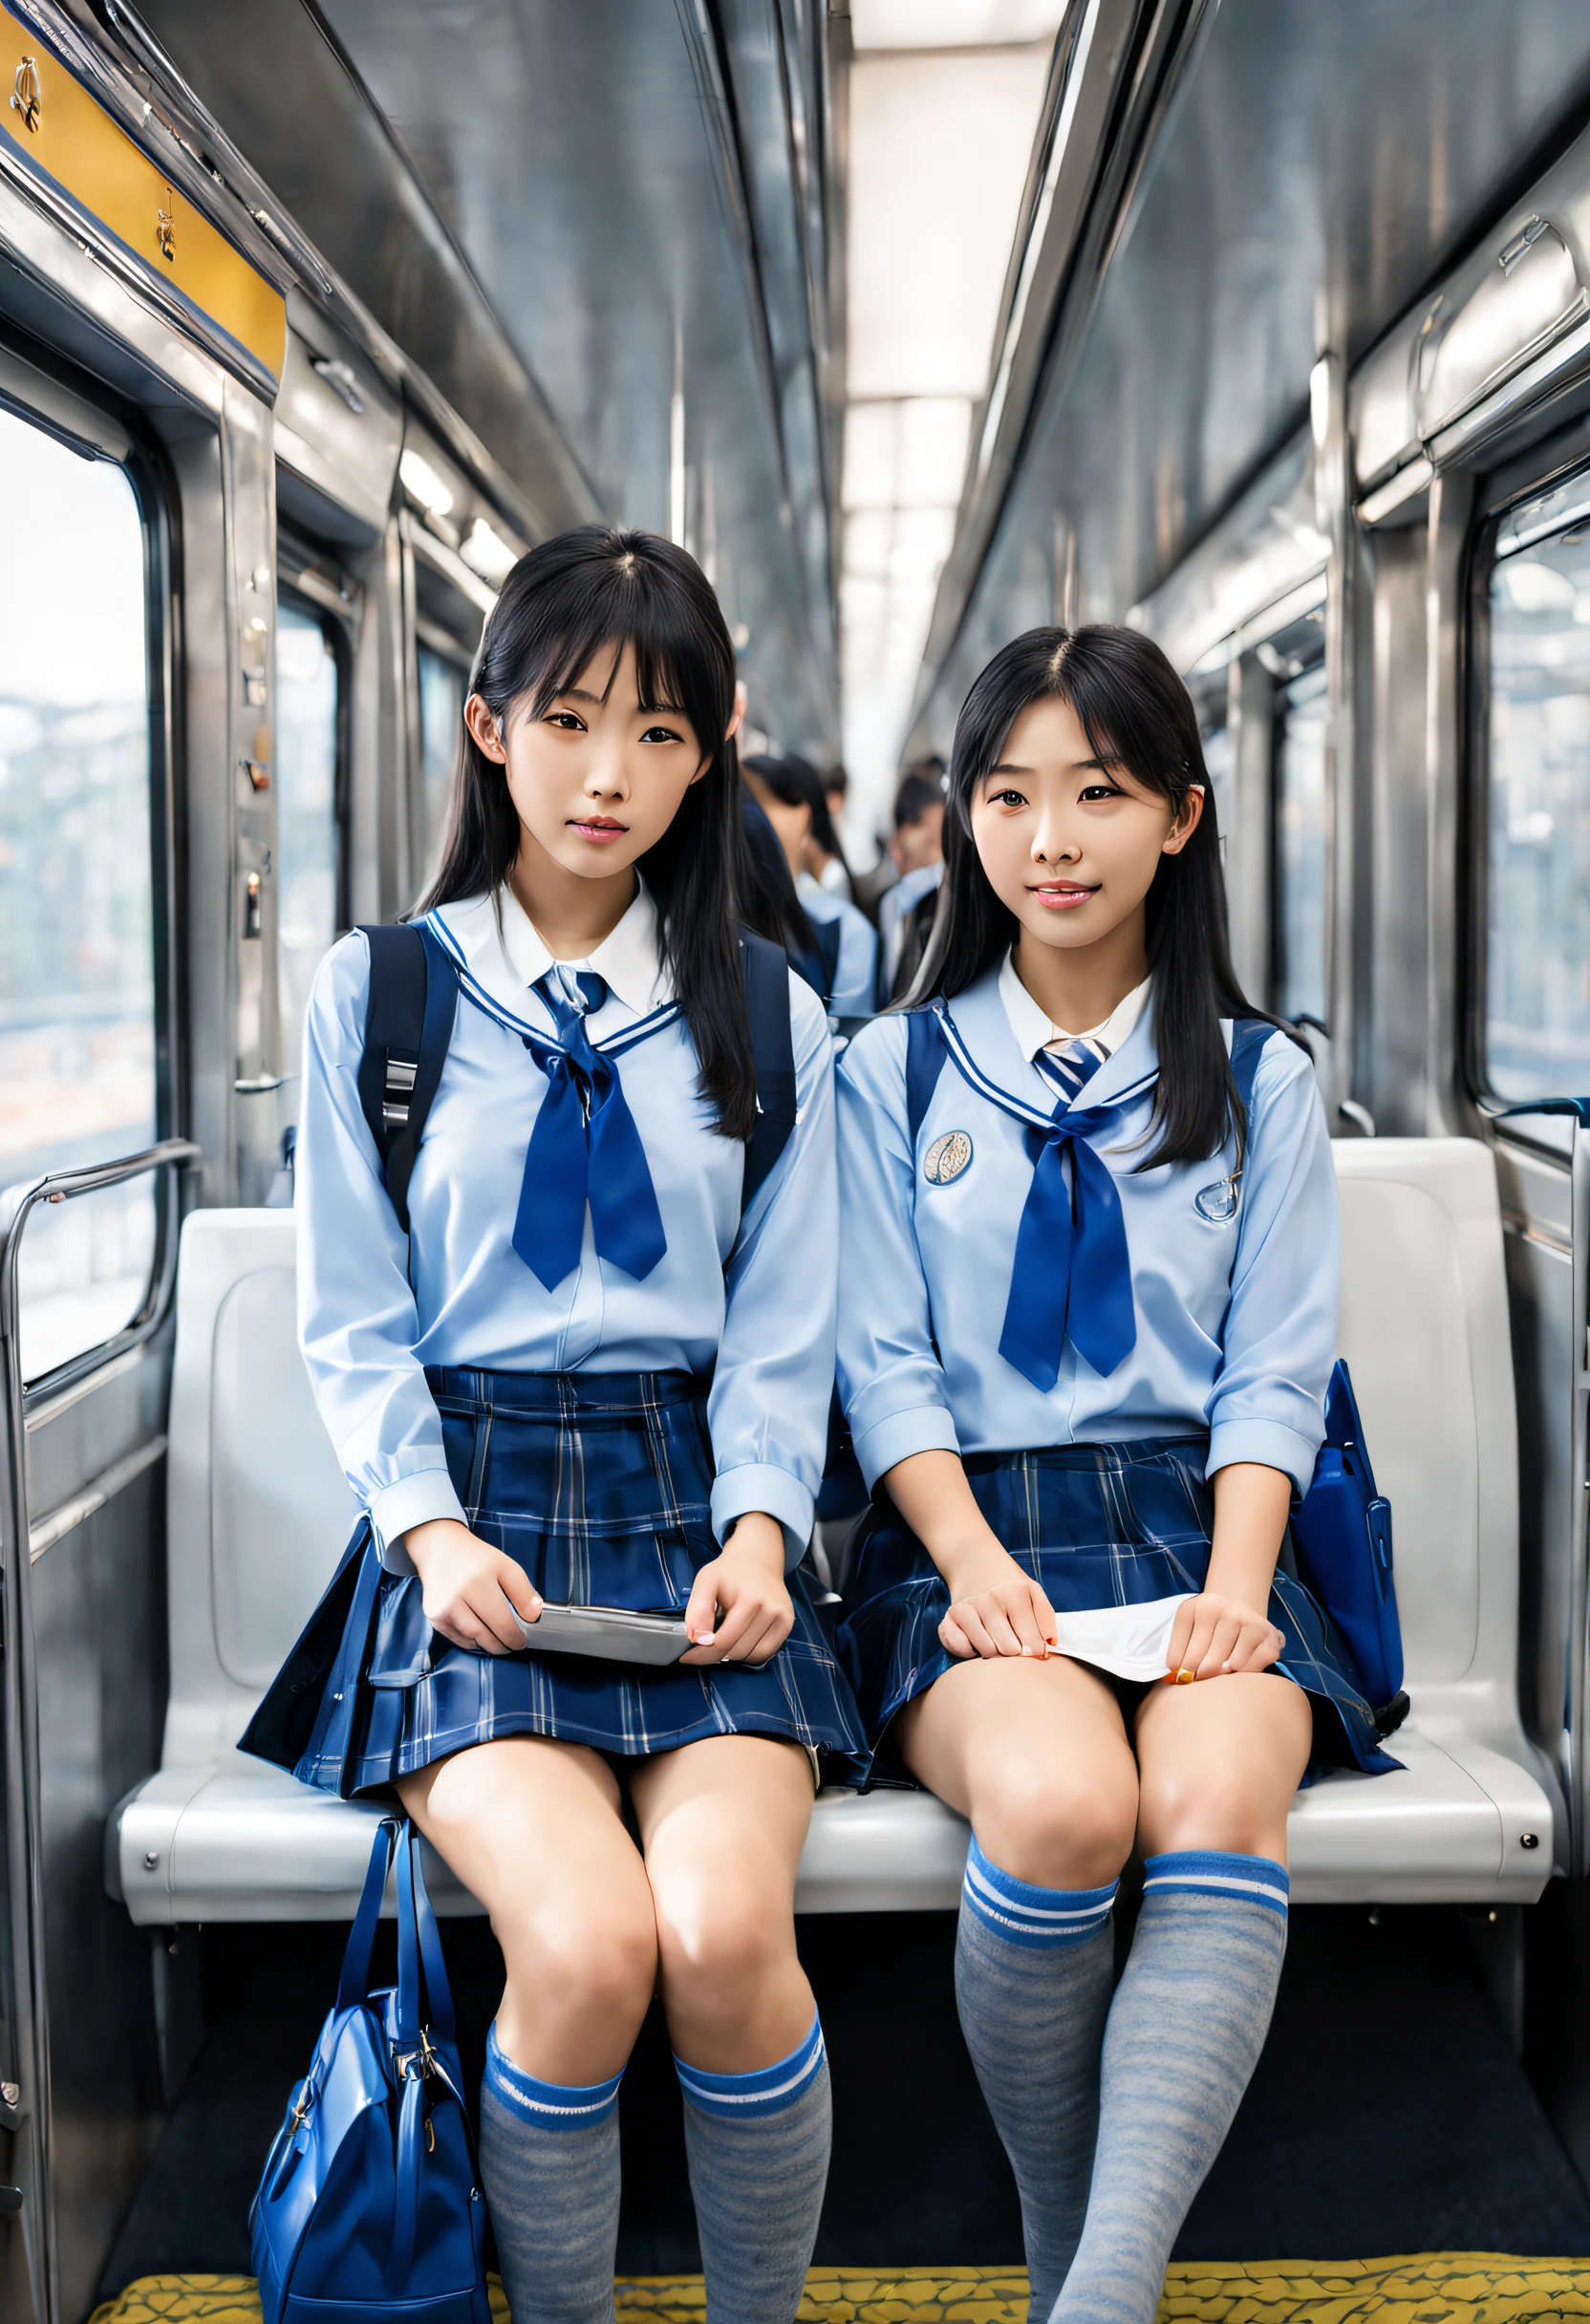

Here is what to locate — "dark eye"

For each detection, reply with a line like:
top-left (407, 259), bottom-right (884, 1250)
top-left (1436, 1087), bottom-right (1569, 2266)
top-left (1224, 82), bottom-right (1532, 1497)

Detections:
top-left (640, 723), bottom-right (681, 744)
top-left (1080, 782), bottom-right (1124, 803)
top-left (989, 786), bottom-right (1027, 807)
top-left (545, 710), bottom-right (586, 731)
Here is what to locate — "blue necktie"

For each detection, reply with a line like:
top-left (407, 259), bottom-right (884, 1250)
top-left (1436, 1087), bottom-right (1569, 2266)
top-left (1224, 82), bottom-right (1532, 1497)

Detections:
top-left (512, 966), bottom-right (668, 1291)
top-left (997, 1040), bottom-right (1138, 1390)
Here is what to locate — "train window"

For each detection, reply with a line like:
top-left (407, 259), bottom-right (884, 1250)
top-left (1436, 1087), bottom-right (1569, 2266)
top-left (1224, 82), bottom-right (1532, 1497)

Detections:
top-left (1273, 662), bottom-right (1328, 1024)
top-left (275, 598), bottom-right (344, 1081)
top-left (0, 403), bottom-right (159, 1382)
top-left (1485, 516), bottom-right (1590, 1101)
top-left (417, 635), bottom-right (468, 894)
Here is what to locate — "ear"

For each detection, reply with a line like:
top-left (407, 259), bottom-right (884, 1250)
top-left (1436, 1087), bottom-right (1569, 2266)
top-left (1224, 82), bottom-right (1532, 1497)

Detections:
top-left (726, 678), bottom-right (747, 743)
top-left (465, 693), bottom-right (506, 763)
top-left (1161, 783), bottom-right (1205, 856)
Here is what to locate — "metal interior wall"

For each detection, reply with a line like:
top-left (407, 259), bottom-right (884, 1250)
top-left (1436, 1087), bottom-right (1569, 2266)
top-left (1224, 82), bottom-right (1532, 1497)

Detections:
top-left (134, 0), bottom-right (841, 753)
top-left (917, 0), bottom-right (1590, 746)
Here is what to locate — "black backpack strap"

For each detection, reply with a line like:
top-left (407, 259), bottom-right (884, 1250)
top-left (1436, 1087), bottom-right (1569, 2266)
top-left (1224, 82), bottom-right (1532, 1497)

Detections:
top-left (355, 921), bottom-right (460, 1233)
top-left (810, 913), bottom-right (843, 1008)
top-left (905, 1005), bottom-right (948, 1152)
top-left (739, 927), bottom-right (798, 1218)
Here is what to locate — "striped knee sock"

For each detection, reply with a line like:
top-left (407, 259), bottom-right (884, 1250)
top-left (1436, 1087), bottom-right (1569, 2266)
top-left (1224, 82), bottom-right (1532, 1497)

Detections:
top-left (1050, 1850), bottom-right (1289, 2324)
top-left (479, 2022), bottom-right (624, 2324)
top-left (955, 1836), bottom-right (1118, 2319)
top-left (676, 2014), bottom-right (831, 2324)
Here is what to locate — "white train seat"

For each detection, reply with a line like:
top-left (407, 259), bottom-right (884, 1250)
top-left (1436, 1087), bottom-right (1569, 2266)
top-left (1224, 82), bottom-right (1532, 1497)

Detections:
top-left (111, 1139), bottom-right (1558, 1924)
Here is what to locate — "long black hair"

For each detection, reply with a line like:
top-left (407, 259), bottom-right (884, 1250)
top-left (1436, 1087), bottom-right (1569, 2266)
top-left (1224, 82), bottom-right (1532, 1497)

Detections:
top-left (745, 750), bottom-right (850, 878)
top-left (915, 623), bottom-right (1300, 1169)
top-left (421, 525), bottom-right (759, 1139)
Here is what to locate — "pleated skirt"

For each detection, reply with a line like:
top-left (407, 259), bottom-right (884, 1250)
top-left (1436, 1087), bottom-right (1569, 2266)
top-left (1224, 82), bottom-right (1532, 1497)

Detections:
top-left (242, 1366), bottom-right (870, 1797)
top-left (835, 1434), bottom-right (1399, 1784)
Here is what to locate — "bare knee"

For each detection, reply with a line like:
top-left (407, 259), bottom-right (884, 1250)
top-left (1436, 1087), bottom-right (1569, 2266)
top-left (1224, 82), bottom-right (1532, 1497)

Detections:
top-left (498, 1889), bottom-right (658, 2034)
top-left (969, 1764), bottom-right (1137, 1891)
top-left (654, 1881), bottom-right (795, 2033)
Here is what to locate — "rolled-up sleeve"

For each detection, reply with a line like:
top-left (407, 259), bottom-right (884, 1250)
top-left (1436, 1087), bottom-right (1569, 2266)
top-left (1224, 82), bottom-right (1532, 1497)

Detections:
top-left (1206, 1038), bottom-right (1340, 1496)
top-left (835, 1020), bottom-right (960, 1492)
top-left (708, 976), bottom-right (838, 1568)
top-left (295, 933), bottom-right (464, 1572)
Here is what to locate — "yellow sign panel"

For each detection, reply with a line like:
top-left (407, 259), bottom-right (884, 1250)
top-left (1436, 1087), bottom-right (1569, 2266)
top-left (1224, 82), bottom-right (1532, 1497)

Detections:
top-left (0, 10), bottom-right (286, 388)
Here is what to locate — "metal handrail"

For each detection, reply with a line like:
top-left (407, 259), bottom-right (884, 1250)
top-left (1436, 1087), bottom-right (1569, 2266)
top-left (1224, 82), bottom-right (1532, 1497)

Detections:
top-left (0, 1135), bottom-right (199, 2324)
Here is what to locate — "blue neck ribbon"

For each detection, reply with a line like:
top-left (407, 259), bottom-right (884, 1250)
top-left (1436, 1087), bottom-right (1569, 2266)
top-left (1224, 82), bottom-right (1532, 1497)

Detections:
top-left (512, 967), bottom-right (668, 1291)
top-left (932, 1014), bottom-right (1138, 1390)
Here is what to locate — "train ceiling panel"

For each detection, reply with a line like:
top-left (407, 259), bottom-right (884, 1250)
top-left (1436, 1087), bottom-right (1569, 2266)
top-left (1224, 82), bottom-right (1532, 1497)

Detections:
top-left (915, 0), bottom-right (1590, 748)
top-left (130, 0), bottom-right (840, 751)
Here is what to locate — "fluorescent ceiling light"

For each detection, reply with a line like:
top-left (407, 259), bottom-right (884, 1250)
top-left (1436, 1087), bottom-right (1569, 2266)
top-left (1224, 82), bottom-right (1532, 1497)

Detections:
top-left (848, 50), bottom-right (1053, 400)
top-left (461, 517), bottom-right (519, 585)
top-left (851, 0), bottom-right (1068, 50)
top-left (399, 446), bottom-right (455, 519)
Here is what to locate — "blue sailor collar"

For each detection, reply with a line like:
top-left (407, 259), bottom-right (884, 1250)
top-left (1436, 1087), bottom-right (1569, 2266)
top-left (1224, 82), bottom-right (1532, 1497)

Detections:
top-left (942, 965), bottom-right (1161, 1123)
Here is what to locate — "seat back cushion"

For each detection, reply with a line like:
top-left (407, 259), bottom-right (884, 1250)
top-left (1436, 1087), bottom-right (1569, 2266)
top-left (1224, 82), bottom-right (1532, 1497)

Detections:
top-left (1331, 1138), bottom-right (1516, 1688)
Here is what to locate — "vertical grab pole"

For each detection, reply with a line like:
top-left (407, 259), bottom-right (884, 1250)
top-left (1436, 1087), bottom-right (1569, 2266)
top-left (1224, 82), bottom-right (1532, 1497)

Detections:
top-left (1571, 1118), bottom-right (1590, 1874)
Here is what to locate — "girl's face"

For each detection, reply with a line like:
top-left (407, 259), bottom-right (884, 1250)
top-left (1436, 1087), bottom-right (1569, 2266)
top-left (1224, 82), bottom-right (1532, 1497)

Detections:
top-left (466, 638), bottom-right (738, 884)
top-left (969, 693), bottom-right (1201, 957)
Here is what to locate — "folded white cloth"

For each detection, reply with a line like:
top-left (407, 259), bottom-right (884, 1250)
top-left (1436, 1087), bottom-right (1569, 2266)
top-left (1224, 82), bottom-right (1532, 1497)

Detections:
top-left (1047, 1594), bottom-right (1194, 1682)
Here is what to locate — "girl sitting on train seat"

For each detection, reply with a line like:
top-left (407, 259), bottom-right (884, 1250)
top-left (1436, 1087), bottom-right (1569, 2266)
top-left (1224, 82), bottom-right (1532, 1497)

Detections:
top-left (246, 527), bottom-right (867, 2324)
top-left (743, 750), bottom-right (879, 1027)
top-left (833, 625), bottom-right (1394, 2324)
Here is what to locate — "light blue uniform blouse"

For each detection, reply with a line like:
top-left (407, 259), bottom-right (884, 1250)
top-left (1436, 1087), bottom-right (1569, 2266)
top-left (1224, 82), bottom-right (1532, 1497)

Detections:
top-left (296, 884), bottom-right (837, 1573)
top-left (835, 958), bottom-right (1340, 1498)
top-left (796, 871), bottom-right (878, 1021)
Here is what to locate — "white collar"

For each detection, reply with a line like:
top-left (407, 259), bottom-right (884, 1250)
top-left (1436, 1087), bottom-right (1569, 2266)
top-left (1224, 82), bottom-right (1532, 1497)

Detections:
top-left (998, 952), bottom-right (1151, 1064)
top-left (434, 880), bottom-right (673, 1018)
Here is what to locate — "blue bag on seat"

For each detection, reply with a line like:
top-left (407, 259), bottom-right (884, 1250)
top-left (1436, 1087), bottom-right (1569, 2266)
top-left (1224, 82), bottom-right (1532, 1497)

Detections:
top-left (251, 1817), bottom-right (490, 2323)
top-left (1292, 1358), bottom-right (1404, 1717)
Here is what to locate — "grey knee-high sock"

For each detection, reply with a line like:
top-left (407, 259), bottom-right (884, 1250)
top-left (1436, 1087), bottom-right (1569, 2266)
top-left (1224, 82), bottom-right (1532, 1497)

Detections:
top-left (955, 1836), bottom-right (1118, 2318)
top-left (675, 2014), bottom-right (830, 2324)
top-left (1050, 1851), bottom-right (1290, 2324)
top-left (479, 2023), bottom-right (623, 2324)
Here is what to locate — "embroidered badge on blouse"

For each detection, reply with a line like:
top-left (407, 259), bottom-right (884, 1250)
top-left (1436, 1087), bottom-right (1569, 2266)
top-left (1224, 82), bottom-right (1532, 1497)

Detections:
top-left (923, 1130), bottom-right (974, 1185)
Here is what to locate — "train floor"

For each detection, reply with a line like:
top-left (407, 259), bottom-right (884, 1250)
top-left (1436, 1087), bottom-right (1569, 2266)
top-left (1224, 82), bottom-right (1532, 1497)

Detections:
top-left (99, 1901), bottom-right (1590, 2301)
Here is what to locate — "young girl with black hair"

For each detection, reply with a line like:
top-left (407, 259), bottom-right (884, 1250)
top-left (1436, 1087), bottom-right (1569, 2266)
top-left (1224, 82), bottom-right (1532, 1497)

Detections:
top-left (835, 625), bottom-right (1393, 2324)
top-left (248, 527), bottom-right (867, 2324)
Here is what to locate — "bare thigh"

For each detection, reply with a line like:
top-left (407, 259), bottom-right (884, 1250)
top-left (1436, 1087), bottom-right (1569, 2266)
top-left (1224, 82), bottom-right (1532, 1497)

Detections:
top-left (629, 1733), bottom-right (815, 2074)
top-left (897, 1654), bottom-right (1141, 1890)
top-left (1133, 1670), bottom-right (1313, 1865)
top-left (398, 1734), bottom-right (658, 2083)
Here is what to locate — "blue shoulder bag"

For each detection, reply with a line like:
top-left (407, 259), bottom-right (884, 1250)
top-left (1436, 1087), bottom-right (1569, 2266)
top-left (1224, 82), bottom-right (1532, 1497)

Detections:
top-left (1225, 1021), bottom-right (1405, 1719)
top-left (252, 1817), bottom-right (490, 2323)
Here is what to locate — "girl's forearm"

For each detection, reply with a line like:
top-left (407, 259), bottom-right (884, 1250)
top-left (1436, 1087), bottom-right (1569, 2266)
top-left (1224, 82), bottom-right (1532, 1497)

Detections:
top-left (1205, 1461), bottom-right (1293, 1606)
top-left (882, 1448), bottom-right (1006, 1588)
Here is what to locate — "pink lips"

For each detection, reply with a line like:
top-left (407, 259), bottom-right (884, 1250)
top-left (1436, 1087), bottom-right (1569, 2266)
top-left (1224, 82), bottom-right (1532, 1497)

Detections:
top-left (569, 817), bottom-right (628, 844)
top-left (1032, 883), bottom-right (1095, 911)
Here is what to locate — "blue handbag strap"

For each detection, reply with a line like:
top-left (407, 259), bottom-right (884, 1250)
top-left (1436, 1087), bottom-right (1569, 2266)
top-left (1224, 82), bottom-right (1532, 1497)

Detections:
top-left (336, 1816), bottom-right (399, 2012)
top-left (905, 1005), bottom-right (947, 1151)
top-left (395, 1819), bottom-right (458, 2048)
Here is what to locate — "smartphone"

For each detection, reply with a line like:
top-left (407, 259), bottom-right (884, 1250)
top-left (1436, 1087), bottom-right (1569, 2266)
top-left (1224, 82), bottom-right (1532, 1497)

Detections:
top-left (515, 1602), bottom-right (692, 1666)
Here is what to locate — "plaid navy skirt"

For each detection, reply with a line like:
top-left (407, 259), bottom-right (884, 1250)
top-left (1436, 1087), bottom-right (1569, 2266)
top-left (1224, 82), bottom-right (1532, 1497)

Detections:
top-left (241, 1366), bottom-right (870, 1797)
top-left (835, 1436), bottom-right (1399, 1784)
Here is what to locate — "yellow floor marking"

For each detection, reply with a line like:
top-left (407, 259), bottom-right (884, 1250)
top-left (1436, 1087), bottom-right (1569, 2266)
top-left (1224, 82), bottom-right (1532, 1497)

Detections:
top-left (85, 2257), bottom-right (1590, 2324)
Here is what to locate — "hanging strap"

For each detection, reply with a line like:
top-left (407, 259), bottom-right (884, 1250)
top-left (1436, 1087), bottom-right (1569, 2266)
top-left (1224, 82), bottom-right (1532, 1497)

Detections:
top-left (387, 1819), bottom-right (462, 2292)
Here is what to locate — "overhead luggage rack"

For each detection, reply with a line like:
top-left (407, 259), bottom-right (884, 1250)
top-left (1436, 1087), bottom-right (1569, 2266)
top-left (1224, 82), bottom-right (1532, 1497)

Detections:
top-left (110, 1138), bottom-right (1557, 1925)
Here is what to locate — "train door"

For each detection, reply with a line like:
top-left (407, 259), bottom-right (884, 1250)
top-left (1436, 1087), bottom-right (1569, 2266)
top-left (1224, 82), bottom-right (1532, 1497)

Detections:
top-left (0, 355), bottom-right (183, 2324)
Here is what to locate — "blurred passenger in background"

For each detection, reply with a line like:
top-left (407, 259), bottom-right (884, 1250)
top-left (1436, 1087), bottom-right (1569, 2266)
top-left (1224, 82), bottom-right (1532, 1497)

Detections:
top-left (877, 760), bottom-right (947, 1003)
top-left (744, 752), bottom-right (878, 1029)
top-left (819, 765), bottom-right (854, 899)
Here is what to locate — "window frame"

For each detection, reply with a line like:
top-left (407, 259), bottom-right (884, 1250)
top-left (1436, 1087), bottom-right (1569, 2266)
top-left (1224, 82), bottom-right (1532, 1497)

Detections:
top-left (413, 615), bottom-right (475, 904)
top-left (1463, 436), bottom-right (1590, 1123)
top-left (1268, 650), bottom-right (1329, 1029)
top-left (274, 546), bottom-right (356, 944)
top-left (0, 328), bottom-right (182, 1408)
